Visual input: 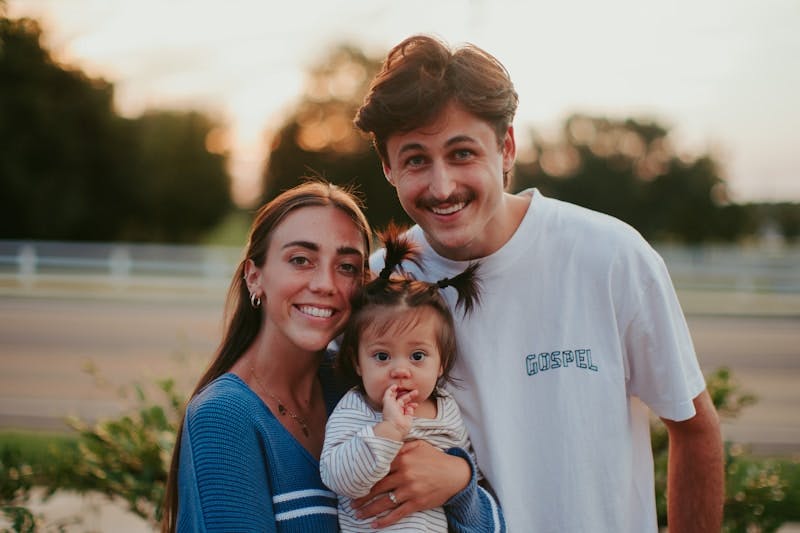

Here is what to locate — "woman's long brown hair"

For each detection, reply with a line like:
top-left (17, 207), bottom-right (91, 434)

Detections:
top-left (161, 180), bottom-right (370, 532)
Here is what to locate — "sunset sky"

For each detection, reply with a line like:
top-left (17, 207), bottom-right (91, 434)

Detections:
top-left (8, 0), bottom-right (800, 206)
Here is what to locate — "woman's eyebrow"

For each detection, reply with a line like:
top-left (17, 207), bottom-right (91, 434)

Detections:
top-left (282, 240), bottom-right (317, 251)
top-left (282, 241), bottom-right (363, 258)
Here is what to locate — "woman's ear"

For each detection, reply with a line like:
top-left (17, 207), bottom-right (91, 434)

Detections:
top-left (243, 259), bottom-right (262, 293)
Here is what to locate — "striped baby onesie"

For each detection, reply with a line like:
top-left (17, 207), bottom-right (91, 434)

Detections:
top-left (320, 388), bottom-right (479, 532)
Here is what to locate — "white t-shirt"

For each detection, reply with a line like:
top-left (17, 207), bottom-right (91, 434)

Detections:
top-left (369, 189), bottom-right (706, 532)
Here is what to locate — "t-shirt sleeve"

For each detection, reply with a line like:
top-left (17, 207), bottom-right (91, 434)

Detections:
top-left (622, 250), bottom-right (706, 421)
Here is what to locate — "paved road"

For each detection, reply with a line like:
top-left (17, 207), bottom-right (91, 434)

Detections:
top-left (1, 292), bottom-right (798, 456)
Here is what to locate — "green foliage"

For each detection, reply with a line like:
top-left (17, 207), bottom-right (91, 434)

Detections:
top-left (1, 446), bottom-right (35, 532)
top-left (723, 450), bottom-right (798, 533)
top-left (0, 380), bottom-right (182, 528)
top-left (0, 432), bottom-right (78, 532)
top-left (651, 367), bottom-right (800, 531)
top-left (56, 379), bottom-right (182, 525)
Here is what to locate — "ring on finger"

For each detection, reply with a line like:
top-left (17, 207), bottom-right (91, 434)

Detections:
top-left (388, 491), bottom-right (398, 505)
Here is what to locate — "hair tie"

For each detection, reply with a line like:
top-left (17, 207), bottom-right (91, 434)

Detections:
top-left (436, 277), bottom-right (451, 289)
top-left (379, 265), bottom-right (393, 280)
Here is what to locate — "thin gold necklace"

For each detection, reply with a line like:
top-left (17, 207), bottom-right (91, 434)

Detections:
top-left (249, 363), bottom-right (311, 438)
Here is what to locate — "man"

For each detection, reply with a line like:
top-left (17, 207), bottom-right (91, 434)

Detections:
top-left (353, 34), bottom-right (723, 532)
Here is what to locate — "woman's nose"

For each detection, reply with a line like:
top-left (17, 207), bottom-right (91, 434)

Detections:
top-left (308, 266), bottom-right (335, 294)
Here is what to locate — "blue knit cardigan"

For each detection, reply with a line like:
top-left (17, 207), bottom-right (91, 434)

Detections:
top-left (176, 370), bottom-right (504, 532)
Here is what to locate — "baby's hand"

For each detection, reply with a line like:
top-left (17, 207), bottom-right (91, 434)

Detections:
top-left (378, 385), bottom-right (418, 440)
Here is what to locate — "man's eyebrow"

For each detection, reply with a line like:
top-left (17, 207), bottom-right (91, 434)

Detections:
top-left (397, 142), bottom-right (424, 157)
top-left (444, 135), bottom-right (477, 147)
top-left (397, 135), bottom-right (477, 156)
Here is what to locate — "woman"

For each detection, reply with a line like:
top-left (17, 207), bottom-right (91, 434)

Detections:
top-left (162, 180), bottom-right (372, 532)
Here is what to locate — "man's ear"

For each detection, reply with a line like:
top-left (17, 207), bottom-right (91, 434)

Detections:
top-left (382, 161), bottom-right (396, 186)
top-left (502, 126), bottom-right (517, 174)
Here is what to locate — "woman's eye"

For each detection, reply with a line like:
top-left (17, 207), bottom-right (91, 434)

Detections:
top-left (374, 352), bottom-right (390, 362)
top-left (410, 351), bottom-right (426, 362)
top-left (339, 262), bottom-right (360, 275)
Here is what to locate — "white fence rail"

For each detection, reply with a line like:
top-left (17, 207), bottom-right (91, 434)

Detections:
top-left (0, 240), bottom-right (798, 295)
top-left (0, 240), bottom-right (242, 295)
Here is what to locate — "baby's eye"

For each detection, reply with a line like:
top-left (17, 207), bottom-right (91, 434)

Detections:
top-left (410, 351), bottom-right (426, 362)
top-left (373, 352), bottom-right (390, 362)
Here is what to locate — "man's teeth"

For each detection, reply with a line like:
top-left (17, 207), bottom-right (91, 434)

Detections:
top-left (431, 202), bottom-right (465, 215)
top-left (299, 306), bottom-right (333, 318)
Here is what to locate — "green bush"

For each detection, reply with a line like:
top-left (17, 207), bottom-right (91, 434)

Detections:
top-left (60, 379), bottom-right (181, 526)
top-left (2, 366), bottom-right (798, 531)
top-left (652, 367), bottom-right (800, 532)
top-left (0, 379), bottom-right (181, 531)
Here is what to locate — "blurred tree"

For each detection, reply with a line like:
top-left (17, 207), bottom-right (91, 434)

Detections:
top-left (122, 111), bottom-right (232, 242)
top-left (263, 42), bottom-right (800, 244)
top-left (262, 44), bottom-right (411, 230)
top-left (0, 13), bottom-right (232, 243)
top-left (0, 15), bottom-right (138, 240)
top-left (513, 114), bottom-right (747, 243)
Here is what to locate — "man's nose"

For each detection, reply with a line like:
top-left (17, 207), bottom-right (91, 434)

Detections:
top-left (428, 161), bottom-right (456, 200)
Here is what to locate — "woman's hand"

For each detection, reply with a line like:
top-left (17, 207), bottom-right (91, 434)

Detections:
top-left (351, 440), bottom-right (471, 528)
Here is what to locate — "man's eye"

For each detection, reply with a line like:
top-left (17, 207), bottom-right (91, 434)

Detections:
top-left (406, 155), bottom-right (426, 167)
top-left (374, 352), bottom-right (390, 362)
top-left (453, 149), bottom-right (473, 160)
top-left (289, 256), bottom-right (310, 266)
top-left (410, 351), bottom-right (426, 362)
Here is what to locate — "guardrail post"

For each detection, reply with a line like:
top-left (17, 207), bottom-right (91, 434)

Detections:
top-left (109, 246), bottom-right (132, 289)
top-left (17, 244), bottom-right (37, 289)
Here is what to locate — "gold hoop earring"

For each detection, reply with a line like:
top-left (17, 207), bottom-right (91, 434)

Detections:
top-left (250, 293), bottom-right (262, 309)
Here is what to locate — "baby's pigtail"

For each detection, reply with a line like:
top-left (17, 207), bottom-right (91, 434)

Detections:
top-left (436, 262), bottom-right (482, 316)
top-left (377, 222), bottom-right (421, 277)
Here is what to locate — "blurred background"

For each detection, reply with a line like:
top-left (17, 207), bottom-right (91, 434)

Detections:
top-left (1, 0), bottom-right (798, 530)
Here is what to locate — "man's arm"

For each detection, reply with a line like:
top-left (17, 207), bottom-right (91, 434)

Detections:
top-left (660, 389), bottom-right (724, 533)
